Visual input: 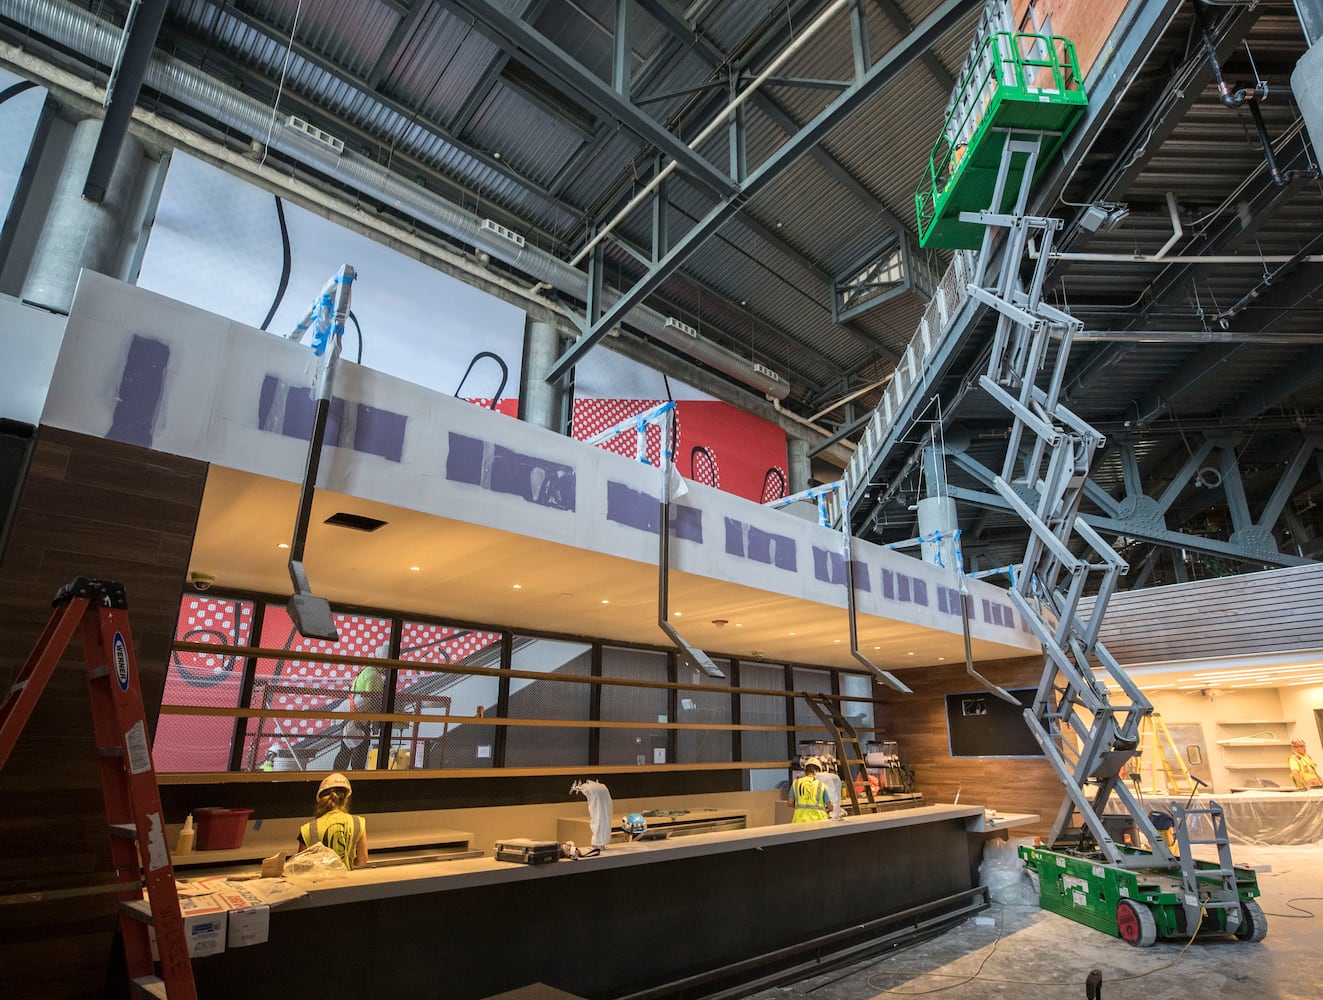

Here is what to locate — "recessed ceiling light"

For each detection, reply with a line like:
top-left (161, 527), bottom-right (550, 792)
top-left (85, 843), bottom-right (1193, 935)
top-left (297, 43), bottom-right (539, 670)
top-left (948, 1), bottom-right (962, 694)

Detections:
top-left (512, 583), bottom-right (523, 590)
top-left (938, 656), bottom-right (945, 661)
top-left (788, 631), bottom-right (796, 636)
top-left (734, 623), bottom-right (743, 627)
top-left (601, 599), bottom-right (610, 604)
top-left (674, 611), bottom-right (682, 617)
top-left (907, 651), bottom-right (915, 656)
top-left (834, 639), bottom-right (842, 644)
top-left (873, 646), bottom-right (880, 650)
top-left (277, 542), bottom-right (289, 550)
top-left (409, 566), bottom-right (421, 572)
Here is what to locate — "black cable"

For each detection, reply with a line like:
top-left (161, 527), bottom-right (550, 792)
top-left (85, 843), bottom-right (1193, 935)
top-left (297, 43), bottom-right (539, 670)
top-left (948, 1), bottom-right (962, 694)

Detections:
top-left (348, 309), bottom-right (363, 364)
top-left (259, 194), bottom-right (291, 332)
top-left (0, 80), bottom-right (37, 108)
top-left (454, 351), bottom-right (509, 409)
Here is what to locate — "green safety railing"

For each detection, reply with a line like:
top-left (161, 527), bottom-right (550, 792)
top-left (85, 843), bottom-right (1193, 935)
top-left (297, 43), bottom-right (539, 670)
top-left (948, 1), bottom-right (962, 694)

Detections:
top-left (916, 32), bottom-right (1086, 248)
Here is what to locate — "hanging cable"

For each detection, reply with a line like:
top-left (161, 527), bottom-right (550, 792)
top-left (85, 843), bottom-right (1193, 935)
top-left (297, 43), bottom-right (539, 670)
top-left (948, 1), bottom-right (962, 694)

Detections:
top-left (259, 194), bottom-right (292, 332)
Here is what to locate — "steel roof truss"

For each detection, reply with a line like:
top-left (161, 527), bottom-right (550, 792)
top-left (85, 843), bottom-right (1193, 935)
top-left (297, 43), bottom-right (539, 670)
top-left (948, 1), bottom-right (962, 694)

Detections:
top-left (547, 0), bottom-right (980, 384)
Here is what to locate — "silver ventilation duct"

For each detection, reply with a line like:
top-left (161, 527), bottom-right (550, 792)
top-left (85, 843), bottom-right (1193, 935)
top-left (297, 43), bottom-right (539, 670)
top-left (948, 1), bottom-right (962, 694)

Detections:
top-left (0, 0), bottom-right (791, 400)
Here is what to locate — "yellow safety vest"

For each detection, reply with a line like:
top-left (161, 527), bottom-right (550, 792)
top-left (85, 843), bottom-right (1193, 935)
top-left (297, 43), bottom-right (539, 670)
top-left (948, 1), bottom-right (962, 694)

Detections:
top-left (300, 811), bottom-right (365, 870)
top-left (791, 774), bottom-right (829, 822)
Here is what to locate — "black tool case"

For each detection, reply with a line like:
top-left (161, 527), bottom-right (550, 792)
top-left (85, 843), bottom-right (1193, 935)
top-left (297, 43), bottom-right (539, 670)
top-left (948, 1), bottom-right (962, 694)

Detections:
top-left (494, 838), bottom-right (560, 864)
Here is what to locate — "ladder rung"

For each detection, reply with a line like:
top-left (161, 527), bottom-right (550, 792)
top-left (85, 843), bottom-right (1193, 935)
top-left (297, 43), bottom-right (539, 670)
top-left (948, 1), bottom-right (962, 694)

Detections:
top-left (131, 976), bottom-right (169, 999)
top-left (121, 898), bottom-right (153, 925)
top-left (1184, 839), bottom-right (1227, 846)
top-left (89, 665), bottom-right (109, 680)
top-left (109, 823), bottom-right (139, 840)
top-left (1189, 869), bottom-right (1234, 878)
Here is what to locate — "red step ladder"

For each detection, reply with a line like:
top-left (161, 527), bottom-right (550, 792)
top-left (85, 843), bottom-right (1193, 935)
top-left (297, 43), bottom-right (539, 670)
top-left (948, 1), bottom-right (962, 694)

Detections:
top-left (0, 578), bottom-right (197, 999)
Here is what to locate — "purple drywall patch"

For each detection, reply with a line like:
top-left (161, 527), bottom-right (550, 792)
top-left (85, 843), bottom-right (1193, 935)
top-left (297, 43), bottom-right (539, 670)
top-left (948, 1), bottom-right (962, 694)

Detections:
top-left (109, 335), bottom-right (169, 447)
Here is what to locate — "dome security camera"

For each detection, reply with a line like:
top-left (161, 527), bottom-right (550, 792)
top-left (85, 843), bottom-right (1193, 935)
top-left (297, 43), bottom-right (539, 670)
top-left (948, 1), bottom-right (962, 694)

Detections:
top-left (189, 572), bottom-right (216, 592)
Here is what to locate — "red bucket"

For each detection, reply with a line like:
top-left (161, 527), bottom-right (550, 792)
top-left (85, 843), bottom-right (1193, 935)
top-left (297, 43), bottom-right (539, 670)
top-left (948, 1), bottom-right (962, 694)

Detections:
top-left (194, 808), bottom-right (254, 850)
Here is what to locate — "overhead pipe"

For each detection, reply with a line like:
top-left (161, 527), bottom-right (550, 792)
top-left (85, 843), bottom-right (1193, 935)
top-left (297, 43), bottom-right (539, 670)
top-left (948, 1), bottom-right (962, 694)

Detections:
top-left (1193, 0), bottom-right (1317, 187)
top-left (0, 0), bottom-right (790, 399)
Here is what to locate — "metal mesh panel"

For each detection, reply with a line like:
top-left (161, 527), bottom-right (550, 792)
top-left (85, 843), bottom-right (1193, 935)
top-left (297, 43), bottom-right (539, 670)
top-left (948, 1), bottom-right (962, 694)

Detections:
top-left (599, 646), bottom-right (668, 766)
top-left (739, 661), bottom-right (789, 764)
top-left (678, 660), bottom-right (733, 764)
top-left (152, 595), bottom-right (254, 772)
top-left (504, 637), bottom-right (591, 766)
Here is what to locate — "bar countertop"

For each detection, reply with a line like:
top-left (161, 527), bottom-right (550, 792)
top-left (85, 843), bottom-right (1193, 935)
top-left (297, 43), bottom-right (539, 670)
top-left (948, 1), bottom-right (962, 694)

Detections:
top-left (243, 803), bottom-right (1024, 909)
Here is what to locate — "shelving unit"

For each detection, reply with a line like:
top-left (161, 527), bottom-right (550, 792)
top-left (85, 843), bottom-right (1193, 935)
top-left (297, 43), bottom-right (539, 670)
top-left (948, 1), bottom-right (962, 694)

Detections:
top-left (1215, 722), bottom-right (1296, 785)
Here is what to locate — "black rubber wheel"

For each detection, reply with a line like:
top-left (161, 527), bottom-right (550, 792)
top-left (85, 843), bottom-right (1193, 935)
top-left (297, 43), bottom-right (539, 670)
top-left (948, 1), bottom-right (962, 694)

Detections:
top-left (1234, 899), bottom-right (1268, 942)
top-left (1116, 898), bottom-right (1158, 947)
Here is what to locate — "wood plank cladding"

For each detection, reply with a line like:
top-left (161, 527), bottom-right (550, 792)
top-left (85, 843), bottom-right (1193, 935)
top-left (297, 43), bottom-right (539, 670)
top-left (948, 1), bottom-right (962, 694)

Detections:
top-left (1011, 0), bottom-right (1129, 78)
top-left (878, 656), bottom-right (1059, 838)
top-left (1080, 563), bottom-right (1323, 665)
top-left (0, 426), bottom-right (206, 998)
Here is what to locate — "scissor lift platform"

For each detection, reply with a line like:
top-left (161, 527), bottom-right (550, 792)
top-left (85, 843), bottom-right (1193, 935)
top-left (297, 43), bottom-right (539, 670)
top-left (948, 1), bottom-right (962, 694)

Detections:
top-left (1019, 822), bottom-right (1267, 948)
top-left (916, 31), bottom-right (1087, 249)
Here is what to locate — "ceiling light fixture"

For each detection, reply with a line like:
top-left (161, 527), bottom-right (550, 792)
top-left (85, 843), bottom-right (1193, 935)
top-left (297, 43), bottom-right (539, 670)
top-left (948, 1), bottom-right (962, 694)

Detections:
top-left (277, 542), bottom-right (289, 549)
top-left (600, 599), bottom-right (610, 605)
top-left (512, 583), bottom-right (522, 590)
top-left (409, 566), bottom-right (421, 572)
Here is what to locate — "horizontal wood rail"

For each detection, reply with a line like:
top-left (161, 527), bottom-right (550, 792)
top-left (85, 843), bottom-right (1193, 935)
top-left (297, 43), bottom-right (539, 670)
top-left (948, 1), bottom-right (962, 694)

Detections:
top-left (171, 640), bottom-right (892, 705)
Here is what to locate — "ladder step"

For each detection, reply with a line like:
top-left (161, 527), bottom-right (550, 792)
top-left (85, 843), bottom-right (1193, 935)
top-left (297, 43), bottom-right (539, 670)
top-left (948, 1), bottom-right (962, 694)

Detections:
top-left (1184, 839), bottom-right (1228, 846)
top-left (1188, 869), bottom-right (1234, 878)
top-left (110, 823), bottom-right (139, 840)
top-left (131, 976), bottom-right (169, 999)
top-left (121, 899), bottom-right (154, 925)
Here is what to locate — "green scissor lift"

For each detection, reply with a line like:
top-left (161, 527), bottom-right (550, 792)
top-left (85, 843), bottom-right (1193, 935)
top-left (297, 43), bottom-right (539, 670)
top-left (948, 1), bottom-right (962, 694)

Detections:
top-left (1017, 802), bottom-right (1267, 947)
top-left (907, 22), bottom-right (1267, 948)
top-left (916, 31), bottom-right (1087, 249)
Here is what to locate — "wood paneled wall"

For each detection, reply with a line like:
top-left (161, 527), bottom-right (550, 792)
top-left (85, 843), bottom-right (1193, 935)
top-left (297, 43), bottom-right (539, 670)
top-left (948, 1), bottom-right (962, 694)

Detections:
top-left (1081, 564), bottom-right (1323, 665)
top-left (878, 656), bottom-right (1061, 838)
top-left (1012, 0), bottom-right (1129, 78)
top-left (0, 427), bottom-right (207, 998)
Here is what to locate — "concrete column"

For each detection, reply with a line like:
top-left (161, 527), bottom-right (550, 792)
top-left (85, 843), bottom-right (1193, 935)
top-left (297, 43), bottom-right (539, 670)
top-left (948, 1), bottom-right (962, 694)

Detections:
top-left (21, 119), bottom-right (146, 313)
top-left (523, 319), bottom-right (565, 432)
top-left (787, 436), bottom-right (810, 493)
top-left (1292, 38), bottom-right (1323, 163)
top-left (917, 446), bottom-right (959, 570)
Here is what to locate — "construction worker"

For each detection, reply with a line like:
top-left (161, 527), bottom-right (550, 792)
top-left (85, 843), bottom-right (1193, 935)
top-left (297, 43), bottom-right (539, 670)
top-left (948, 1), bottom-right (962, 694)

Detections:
top-left (297, 772), bottom-right (368, 870)
top-left (257, 748), bottom-right (278, 771)
top-left (334, 662), bottom-right (386, 771)
top-left (788, 757), bottom-right (830, 822)
top-left (1288, 739), bottom-right (1322, 789)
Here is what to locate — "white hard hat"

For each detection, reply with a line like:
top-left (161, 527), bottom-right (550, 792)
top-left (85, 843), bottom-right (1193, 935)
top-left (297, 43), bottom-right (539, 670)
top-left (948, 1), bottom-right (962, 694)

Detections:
top-left (318, 772), bottom-right (352, 795)
top-left (803, 756), bottom-right (823, 772)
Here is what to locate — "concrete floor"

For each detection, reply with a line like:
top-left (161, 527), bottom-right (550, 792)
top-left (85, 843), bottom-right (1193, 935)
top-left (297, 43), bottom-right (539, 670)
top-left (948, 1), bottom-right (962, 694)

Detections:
top-left (748, 844), bottom-right (1323, 1000)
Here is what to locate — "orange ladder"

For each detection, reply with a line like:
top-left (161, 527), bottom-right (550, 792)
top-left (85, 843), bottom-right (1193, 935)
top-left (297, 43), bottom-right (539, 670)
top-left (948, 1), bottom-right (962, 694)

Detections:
top-left (0, 578), bottom-right (197, 999)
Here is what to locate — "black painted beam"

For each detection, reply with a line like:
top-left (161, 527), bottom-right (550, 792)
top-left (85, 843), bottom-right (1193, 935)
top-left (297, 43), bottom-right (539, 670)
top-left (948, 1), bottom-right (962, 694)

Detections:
top-left (437, 0), bottom-right (739, 197)
top-left (84, 0), bottom-right (168, 203)
top-left (546, 0), bottom-right (980, 384)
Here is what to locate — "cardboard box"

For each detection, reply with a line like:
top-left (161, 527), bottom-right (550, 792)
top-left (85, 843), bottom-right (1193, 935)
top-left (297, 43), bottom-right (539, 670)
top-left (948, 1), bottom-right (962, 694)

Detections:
top-left (140, 893), bottom-right (228, 960)
top-left (179, 894), bottom-right (229, 958)
top-left (214, 885), bottom-right (271, 948)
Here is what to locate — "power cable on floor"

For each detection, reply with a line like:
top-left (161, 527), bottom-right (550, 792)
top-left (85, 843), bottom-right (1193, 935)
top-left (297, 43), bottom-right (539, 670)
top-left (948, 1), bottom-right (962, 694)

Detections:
top-left (864, 904), bottom-right (1203, 995)
top-left (1265, 896), bottom-right (1322, 919)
